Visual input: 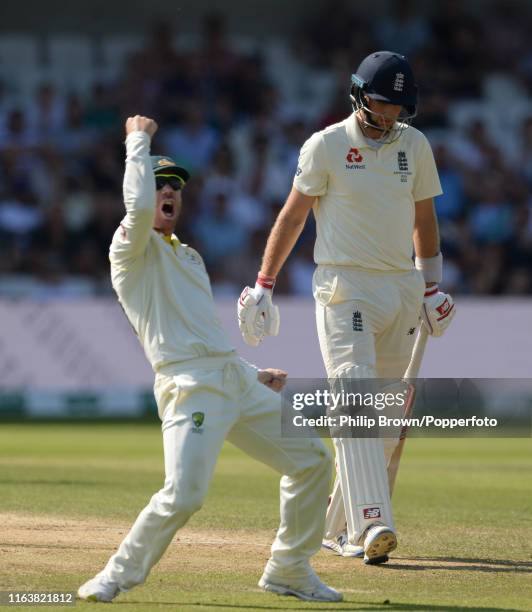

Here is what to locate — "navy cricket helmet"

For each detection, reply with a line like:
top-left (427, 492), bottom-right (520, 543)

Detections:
top-left (350, 51), bottom-right (418, 142)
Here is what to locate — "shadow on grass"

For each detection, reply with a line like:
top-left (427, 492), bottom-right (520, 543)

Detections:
top-left (116, 601), bottom-right (522, 611)
top-left (0, 479), bottom-right (108, 486)
top-left (414, 556), bottom-right (532, 568)
top-left (382, 555), bottom-right (532, 574)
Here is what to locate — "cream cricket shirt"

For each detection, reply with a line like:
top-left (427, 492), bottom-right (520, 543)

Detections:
top-left (110, 131), bottom-right (234, 372)
top-left (294, 113), bottom-right (442, 271)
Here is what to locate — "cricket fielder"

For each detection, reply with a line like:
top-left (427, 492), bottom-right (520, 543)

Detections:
top-left (238, 52), bottom-right (455, 563)
top-left (77, 116), bottom-right (342, 603)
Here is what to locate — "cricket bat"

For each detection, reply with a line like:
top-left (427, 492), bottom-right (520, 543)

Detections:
top-left (387, 325), bottom-right (429, 496)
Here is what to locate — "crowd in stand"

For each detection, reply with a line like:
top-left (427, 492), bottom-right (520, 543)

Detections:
top-left (0, 0), bottom-right (531, 297)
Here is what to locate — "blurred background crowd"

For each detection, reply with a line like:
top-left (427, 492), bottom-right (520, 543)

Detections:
top-left (0, 0), bottom-right (531, 298)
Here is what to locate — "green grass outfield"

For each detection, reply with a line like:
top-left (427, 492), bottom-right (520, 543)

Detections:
top-left (0, 423), bottom-right (530, 612)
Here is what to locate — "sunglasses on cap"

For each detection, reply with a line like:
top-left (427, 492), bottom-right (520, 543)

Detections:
top-left (155, 174), bottom-right (185, 191)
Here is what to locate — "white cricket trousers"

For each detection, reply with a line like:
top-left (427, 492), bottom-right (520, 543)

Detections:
top-left (100, 356), bottom-right (331, 590)
top-left (314, 265), bottom-right (425, 544)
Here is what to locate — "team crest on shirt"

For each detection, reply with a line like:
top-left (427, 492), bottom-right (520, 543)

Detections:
top-left (394, 151), bottom-right (411, 182)
top-left (352, 310), bottom-right (363, 331)
top-left (345, 147), bottom-right (366, 170)
top-left (184, 248), bottom-right (202, 265)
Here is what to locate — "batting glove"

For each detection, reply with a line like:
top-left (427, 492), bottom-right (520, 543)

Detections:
top-left (238, 274), bottom-right (280, 346)
top-left (420, 285), bottom-right (456, 337)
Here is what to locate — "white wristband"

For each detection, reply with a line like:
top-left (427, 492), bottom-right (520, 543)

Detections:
top-left (415, 253), bottom-right (443, 283)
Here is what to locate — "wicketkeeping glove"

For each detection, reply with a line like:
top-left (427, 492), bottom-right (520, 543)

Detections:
top-left (237, 275), bottom-right (280, 347)
top-left (420, 285), bottom-right (455, 337)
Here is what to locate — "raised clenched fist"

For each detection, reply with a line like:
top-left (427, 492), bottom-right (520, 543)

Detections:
top-left (125, 115), bottom-right (158, 138)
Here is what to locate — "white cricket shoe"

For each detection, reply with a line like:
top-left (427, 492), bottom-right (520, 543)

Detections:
top-left (259, 566), bottom-right (343, 602)
top-left (363, 524), bottom-right (397, 565)
top-left (77, 574), bottom-right (120, 602)
top-left (322, 531), bottom-right (364, 558)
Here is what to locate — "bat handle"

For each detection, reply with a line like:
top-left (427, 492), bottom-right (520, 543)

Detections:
top-left (404, 325), bottom-right (429, 380)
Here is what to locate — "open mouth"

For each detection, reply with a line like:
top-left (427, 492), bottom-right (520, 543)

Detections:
top-left (161, 203), bottom-right (174, 218)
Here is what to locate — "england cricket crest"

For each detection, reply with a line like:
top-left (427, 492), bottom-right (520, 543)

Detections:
top-left (393, 72), bottom-right (405, 92)
top-left (192, 411), bottom-right (205, 433)
top-left (394, 151), bottom-right (411, 183)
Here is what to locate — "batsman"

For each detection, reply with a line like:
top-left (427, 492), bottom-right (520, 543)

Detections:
top-left (238, 51), bottom-right (455, 563)
top-left (78, 116), bottom-right (342, 603)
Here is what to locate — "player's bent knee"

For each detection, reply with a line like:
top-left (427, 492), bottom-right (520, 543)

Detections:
top-left (157, 487), bottom-right (205, 519)
top-left (333, 364), bottom-right (377, 380)
top-left (317, 440), bottom-right (332, 467)
top-left (303, 439), bottom-right (332, 472)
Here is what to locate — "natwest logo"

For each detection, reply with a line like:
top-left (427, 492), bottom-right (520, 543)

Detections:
top-left (346, 147), bottom-right (363, 163)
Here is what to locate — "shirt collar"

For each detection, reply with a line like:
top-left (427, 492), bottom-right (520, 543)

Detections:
top-left (346, 112), bottom-right (405, 150)
top-left (345, 112), bottom-right (368, 147)
top-left (162, 233), bottom-right (181, 249)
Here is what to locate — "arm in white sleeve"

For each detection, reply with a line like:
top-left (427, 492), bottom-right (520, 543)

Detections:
top-left (110, 131), bottom-right (156, 264)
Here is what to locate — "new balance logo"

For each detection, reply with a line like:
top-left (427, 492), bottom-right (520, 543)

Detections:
top-left (363, 507), bottom-right (381, 519)
top-left (407, 327), bottom-right (416, 335)
top-left (352, 311), bottom-right (363, 332)
top-left (393, 72), bottom-right (405, 92)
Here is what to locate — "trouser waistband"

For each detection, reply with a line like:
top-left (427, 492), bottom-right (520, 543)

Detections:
top-left (156, 352), bottom-right (238, 377)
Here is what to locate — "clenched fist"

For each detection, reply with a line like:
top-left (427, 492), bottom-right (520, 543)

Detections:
top-left (125, 115), bottom-right (158, 138)
top-left (258, 368), bottom-right (287, 393)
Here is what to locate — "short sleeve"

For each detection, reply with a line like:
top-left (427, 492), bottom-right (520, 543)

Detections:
top-left (293, 132), bottom-right (328, 197)
top-left (412, 134), bottom-right (443, 202)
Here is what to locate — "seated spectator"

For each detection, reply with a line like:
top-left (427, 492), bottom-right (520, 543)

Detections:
top-left (84, 84), bottom-right (120, 132)
top-left (163, 100), bottom-right (219, 172)
top-left (203, 144), bottom-right (268, 233)
top-left (448, 119), bottom-right (497, 172)
top-left (374, 0), bottom-right (430, 56)
top-left (517, 116), bottom-right (532, 185)
top-left (55, 94), bottom-right (97, 154)
top-left (25, 83), bottom-right (66, 145)
top-left (469, 176), bottom-right (514, 244)
top-left (0, 184), bottom-right (44, 264)
top-left (237, 130), bottom-right (287, 207)
top-left (198, 12), bottom-right (238, 90)
top-left (434, 144), bottom-right (465, 220)
top-left (0, 109), bottom-right (37, 154)
top-left (192, 189), bottom-right (247, 265)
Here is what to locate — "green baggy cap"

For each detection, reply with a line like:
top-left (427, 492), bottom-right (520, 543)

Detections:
top-left (150, 156), bottom-right (190, 184)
